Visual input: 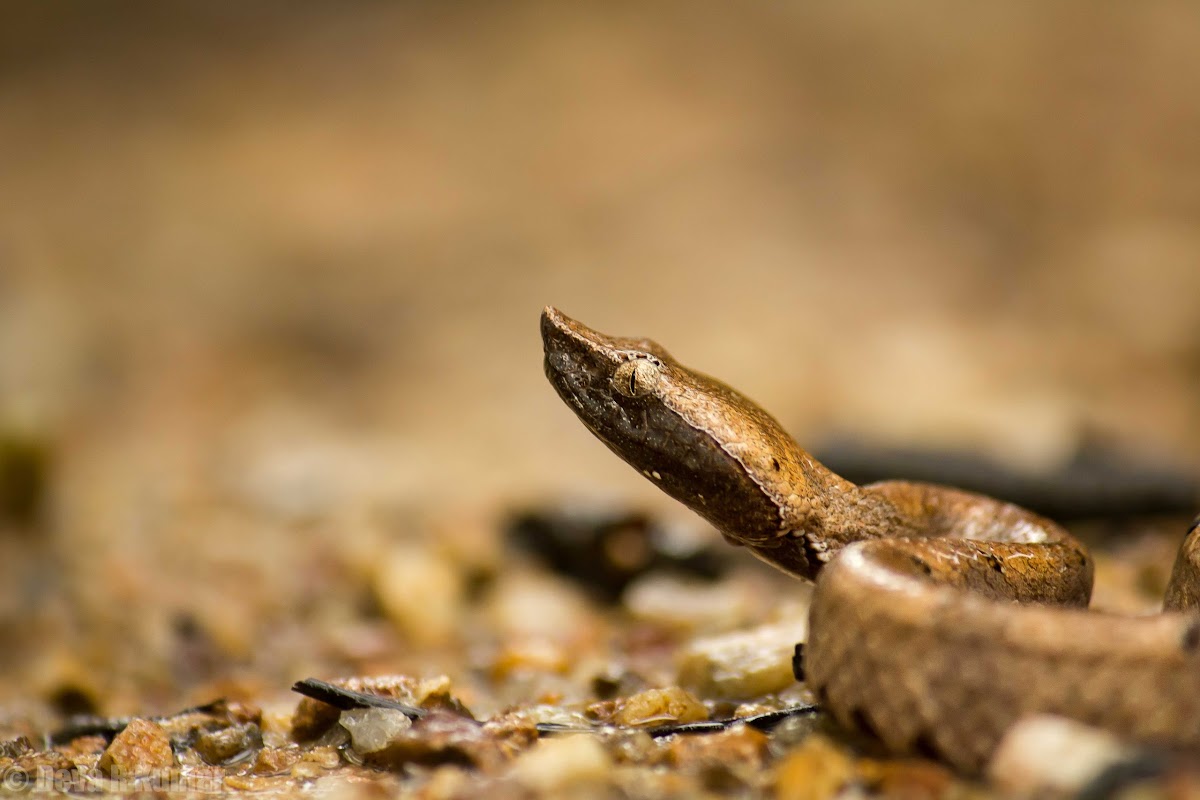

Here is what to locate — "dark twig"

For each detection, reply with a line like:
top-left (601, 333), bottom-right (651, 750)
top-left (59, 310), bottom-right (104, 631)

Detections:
top-left (1076, 753), bottom-right (1168, 800)
top-left (648, 705), bottom-right (820, 736)
top-left (290, 678), bottom-right (427, 719)
top-left (814, 436), bottom-right (1198, 522)
top-left (536, 704), bottom-right (819, 739)
top-left (506, 508), bottom-right (728, 604)
top-left (47, 698), bottom-right (231, 746)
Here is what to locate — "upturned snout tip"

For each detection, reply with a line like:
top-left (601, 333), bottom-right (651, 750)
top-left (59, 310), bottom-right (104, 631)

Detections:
top-left (541, 306), bottom-right (582, 349)
top-left (540, 306), bottom-right (563, 346)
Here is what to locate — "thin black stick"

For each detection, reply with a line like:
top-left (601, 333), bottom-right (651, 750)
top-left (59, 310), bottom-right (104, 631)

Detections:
top-left (290, 678), bottom-right (427, 719)
top-left (535, 704), bottom-right (819, 738)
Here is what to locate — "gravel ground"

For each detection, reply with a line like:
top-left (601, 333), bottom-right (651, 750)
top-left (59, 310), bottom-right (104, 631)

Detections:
top-left (1, 3), bottom-right (1198, 796)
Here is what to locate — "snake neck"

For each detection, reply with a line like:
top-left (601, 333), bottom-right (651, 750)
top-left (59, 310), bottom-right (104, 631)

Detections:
top-left (748, 456), bottom-right (925, 580)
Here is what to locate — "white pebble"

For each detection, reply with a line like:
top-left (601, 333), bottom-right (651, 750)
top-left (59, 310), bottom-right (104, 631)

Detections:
top-left (510, 735), bottom-right (613, 791)
top-left (373, 543), bottom-right (464, 647)
top-left (677, 619), bottom-right (808, 699)
top-left (988, 715), bottom-right (1138, 795)
top-left (340, 708), bottom-right (413, 754)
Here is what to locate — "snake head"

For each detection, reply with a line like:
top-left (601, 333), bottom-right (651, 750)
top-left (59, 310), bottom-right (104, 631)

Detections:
top-left (541, 306), bottom-right (810, 553)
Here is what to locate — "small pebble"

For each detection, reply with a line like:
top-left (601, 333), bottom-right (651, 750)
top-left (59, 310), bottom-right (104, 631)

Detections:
top-left (372, 543), bottom-right (464, 647)
top-left (510, 735), bottom-right (613, 792)
top-left (223, 774), bottom-right (279, 792)
top-left (360, 711), bottom-right (500, 770)
top-left (340, 708), bottom-right (413, 754)
top-left (291, 759), bottom-right (328, 780)
top-left (252, 745), bottom-right (303, 775)
top-left (55, 734), bottom-right (108, 758)
top-left (422, 765), bottom-right (473, 800)
top-left (483, 570), bottom-right (596, 641)
top-left (988, 715), bottom-right (1139, 795)
top-left (667, 724), bottom-right (769, 775)
top-left (859, 757), bottom-right (955, 799)
top-left (194, 722), bottom-right (263, 766)
top-left (97, 719), bottom-right (176, 778)
top-left (678, 620), bottom-right (808, 700)
top-left (774, 735), bottom-right (856, 800)
top-left (624, 574), bottom-right (756, 631)
top-left (611, 687), bottom-right (708, 727)
top-left (488, 640), bottom-right (571, 681)
top-left (303, 745), bottom-right (345, 769)
top-left (767, 712), bottom-right (827, 758)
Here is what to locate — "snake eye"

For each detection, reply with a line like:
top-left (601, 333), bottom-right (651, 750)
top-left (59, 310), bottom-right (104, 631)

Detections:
top-left (612, 359), bottom-right (661, 398)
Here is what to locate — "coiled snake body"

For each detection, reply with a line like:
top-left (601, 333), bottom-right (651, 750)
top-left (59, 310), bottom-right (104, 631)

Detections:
top-left (540, 307), bottom-right (1200, 771)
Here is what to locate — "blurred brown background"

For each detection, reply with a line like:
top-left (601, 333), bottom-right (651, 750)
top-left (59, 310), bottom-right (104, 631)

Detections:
top-left (1, 2), bottom-right (1197, 718)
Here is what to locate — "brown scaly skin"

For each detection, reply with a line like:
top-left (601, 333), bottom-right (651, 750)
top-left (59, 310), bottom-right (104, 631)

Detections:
top-left (541, 307), bottom-right (1200, 772)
